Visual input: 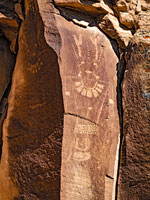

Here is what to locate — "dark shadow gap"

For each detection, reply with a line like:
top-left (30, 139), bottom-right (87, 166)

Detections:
top-left (0, 82), bottom-right (11, 160)
top-left (0, 0), bottom-right (23, 160)
top-left (115, 51), bottom-right (126, 200)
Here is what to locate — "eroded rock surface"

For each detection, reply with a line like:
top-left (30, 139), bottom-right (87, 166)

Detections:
top-left (0, 0), bottom-right (150, 199)
top-left (118, 16), bottom-right (150, 200)
top-left (0, 1), bottom-right (64, 199)
top-left (98, 13), bottom-right (133, 48)
top-left (38, 0), bottom-right (120, 199)
top-left (0, 0), bottom-right (23, 53)
top-left (54, 0), bottom-right (114, 15)
top-left (0, 38), bottom-right (15, 101)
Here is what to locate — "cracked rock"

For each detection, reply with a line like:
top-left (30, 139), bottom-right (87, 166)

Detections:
top-left (98, 13), bottom-right (133, 48)
top-left (54, 0), bottom-right (114, 15)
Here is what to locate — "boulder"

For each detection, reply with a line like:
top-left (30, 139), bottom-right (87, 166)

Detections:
top-left (54, 0), bottom-right (114, 15)
top-left (98, 13), bottom-right (133, 48)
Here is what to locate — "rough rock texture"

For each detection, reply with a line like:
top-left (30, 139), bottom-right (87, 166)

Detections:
top-left (54, 0), bottom-right (114, 15)
top-left (0, 38), bottom-right (15, 101)
top-left (0, 0), bottom-right (120, 199)
top-left (0, 0), bottom-right (22, 53)
top-left (98, 13), bottom-right (132, 48)
top-left (0, 0), bottom-right (150, 199)
top-left (117, 15), bottom-right (150, 200)
top-left (38, 0), bottom-right (120, 199)
top-left (0, 1), bottom-right (64, 199)
top-left (0, 37), bottom-right (15, 166)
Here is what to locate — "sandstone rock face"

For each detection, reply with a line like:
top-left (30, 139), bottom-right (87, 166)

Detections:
top-left (1, 0), bottom-right (150, 199)
top-left (58, 21), bottom-right (119, 200)
top-left (0, 1), bottom-right (64, 199)
top-left (38, 1), bottom-right (120, 199)
top-left (98, 13), bottom-right (133, 48)
top-left (115, 4), bottom-right (150, 200)
top-left (118, 21), bottom-right (150, 199)
top-left (0, 0), bottom-right (22, 53)
top-left (0, 38), bottom-right (15, 156)
top-left (54, 0), bottom-right (114, 15)
top-left (0, 0), bottom-right (120, 199)
top-left (0, 38), bottom-right (15, 101)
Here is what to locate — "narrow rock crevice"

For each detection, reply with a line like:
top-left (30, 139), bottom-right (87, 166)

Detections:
top-left (115, 51), bottom-right (127, 200)
top-left (0, 84), bottom-right (9, 160)
top-left (65, 112), bottom-right (99, 126)
top-left (106, 174), bottom-right (114, 180)
top-left (0, 74), bottom-right (15, 161)
top-left (0, 0), bottom-right (25, 161)
top-left (0, 44), bottom-right (15, 161)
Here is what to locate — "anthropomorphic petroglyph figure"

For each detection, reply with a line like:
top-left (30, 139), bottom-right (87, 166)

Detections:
top-left (61, 32), bottom-right (113, 200)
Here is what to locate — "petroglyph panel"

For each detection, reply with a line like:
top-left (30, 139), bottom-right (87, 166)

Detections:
top-left (21, 42), bottom-right (45, 74)
top-left (56, 16), bottom-right (119, 200)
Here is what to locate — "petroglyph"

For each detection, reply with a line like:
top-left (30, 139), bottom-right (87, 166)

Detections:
top-left (27, 57), bottom-right (43, 74)
top-left (75, 73), bottom-right (104, 98)
top-left (60, 30), bottom-right (117, 200)
top-left (23, 44), bottom-right (46, 74)
top-left (75, 137), bottom-right (90, 151)
top-left (73, 151), bottom-right (91, 161)
top-left (74, 124), bottom-right (97, 135)
top-left (72, 34), bottom-right (106, 99)
top-left (73, 137), bottom-right (91, 161)
top-left (65, 165), bottom-right (93, 200)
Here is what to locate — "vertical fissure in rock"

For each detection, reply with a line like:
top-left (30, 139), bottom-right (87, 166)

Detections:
top-left (0, 81), bottom-right (11, 160)
top-left (0, 0), bottom-right (25, 161)
top-left (0, 36), bottom-right (16, 161)
top-left (0, 49), bottom-right (17, 161)
top-left (115, 51), bottom-right (127, 200)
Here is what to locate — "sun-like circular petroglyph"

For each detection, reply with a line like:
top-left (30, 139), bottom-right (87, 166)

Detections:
top-left (72, 34), bottom-right (105, 99)
top-left (26, 49), bottom-right (44, 74)
top-left (75, 74), bottom-right (104, 98)
top-left (28, 64), bottom-right (41, 74)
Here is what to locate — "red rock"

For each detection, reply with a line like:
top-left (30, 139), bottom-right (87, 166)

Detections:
top-left (0, 1), bottom-right (63, 199)
top-left (0, 0), bottom-right (120, 199)
top-left (118, 36), bottom-right (150, 199)
top-left (54, 0), bottom-right (114, 15)
top-left (0, 38), bottom-right (15, 101)
top-left (38, 1), bottom-right (120, 199)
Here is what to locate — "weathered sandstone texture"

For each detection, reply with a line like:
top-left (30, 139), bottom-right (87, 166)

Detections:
top-left (54, 13), bottom-right (119, 200)
top-left (0, 0), bottom-right (150, 199)
top-left (117, 12), bottom-right (150, 200)
top-left (0, 1), bottom-right (64, 199)
top-left (39, 0), bottom-right (120, 199)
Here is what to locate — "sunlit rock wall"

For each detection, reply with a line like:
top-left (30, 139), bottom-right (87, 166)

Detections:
top-left (0, 0), bottom-right (150, 199)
